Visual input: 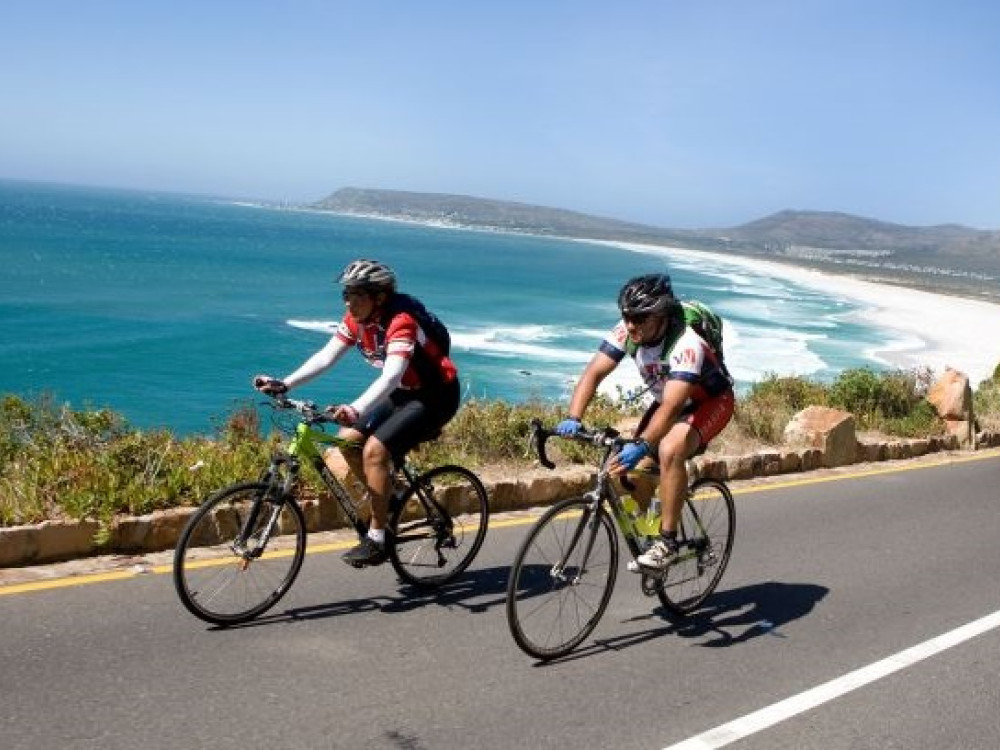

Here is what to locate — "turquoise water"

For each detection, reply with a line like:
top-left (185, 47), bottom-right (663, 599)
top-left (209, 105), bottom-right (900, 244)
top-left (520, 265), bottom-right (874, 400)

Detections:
top-left (0, 180), bottom-right (894, 435)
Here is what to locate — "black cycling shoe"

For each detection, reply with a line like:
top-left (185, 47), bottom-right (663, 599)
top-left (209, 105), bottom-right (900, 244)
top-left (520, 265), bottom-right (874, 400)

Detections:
top-left (341, 537), bottom-right (387, 567)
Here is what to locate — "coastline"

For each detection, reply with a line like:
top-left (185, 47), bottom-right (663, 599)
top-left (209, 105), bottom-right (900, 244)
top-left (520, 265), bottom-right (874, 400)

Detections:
top-left (594, 239), bottom-right (1000, 387)
top-left (291, 205), bottom-right (1000, 387)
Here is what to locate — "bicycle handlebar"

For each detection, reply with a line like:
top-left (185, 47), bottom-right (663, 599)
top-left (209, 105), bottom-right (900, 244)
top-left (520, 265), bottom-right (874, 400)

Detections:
top-left (263, 394), bottom-right (336, 425)
top-left (529, 418), bottom-right (627, 470)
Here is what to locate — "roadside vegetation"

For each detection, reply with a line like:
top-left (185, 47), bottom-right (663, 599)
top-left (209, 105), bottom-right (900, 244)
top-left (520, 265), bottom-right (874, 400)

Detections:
top-left (2, 366), bottom-right (997, 529)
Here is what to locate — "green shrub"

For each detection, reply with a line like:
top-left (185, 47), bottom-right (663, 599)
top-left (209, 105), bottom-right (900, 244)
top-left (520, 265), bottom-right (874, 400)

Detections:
top-left (828, 368), bottom-right (927, 427)
top-left (0, 368), bottom-right (964, 530)
top-left (416, 394), bottom-right (641, 468)
top-left (881, 399), bottom-right (944, 438)
top-left (734, 374), bottom-right (828, 444)
top-left (974, 378), bottom-right (1000, 430)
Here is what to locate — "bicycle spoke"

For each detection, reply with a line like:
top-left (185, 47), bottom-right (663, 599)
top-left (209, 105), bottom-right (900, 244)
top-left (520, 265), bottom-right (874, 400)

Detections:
top-left (387, 465), bottom-right (488, 588)
top-left (506, 499), bottom-right (618, 660)
top-left (174, 483), bottom-right (307, 625)
top-left (655, 478), bottom-right (735, 615)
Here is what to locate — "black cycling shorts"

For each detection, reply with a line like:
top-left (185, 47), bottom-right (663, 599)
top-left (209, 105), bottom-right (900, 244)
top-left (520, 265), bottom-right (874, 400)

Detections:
top-left (361, 378), bottom-right (461, 461)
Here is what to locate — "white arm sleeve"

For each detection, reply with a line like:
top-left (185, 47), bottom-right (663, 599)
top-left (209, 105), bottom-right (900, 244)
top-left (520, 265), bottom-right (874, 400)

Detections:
top-left (350, 353), bottom-right (408, 418)
top-left (283, 336), bottom-right (350, 389)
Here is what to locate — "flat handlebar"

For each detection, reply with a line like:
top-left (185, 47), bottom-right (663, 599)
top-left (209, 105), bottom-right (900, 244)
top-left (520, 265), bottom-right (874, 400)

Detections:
top-left (264, 394), bottom-right (336, 425)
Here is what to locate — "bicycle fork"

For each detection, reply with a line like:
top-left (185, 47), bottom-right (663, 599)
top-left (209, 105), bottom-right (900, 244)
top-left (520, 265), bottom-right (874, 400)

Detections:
top-left (551, 491), bottom-right (602, 585)
top-left (233, 460), bottom-right (295, 563)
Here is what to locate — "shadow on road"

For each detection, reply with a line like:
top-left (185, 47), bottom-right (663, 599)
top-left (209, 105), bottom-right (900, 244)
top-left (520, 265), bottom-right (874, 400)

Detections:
top-left (208, 565), bottom-right (510, 630)
top-left (533, 580), bottom-right (828, 666)
top-left (662, 580), bottom-right (829, 647)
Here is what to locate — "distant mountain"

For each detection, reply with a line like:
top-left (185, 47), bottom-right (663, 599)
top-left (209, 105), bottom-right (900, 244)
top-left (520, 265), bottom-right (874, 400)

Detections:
top-left (310, 188), bottom-right (1000, 299)
top-left (721, 209), bottom-right (999, 259)
top-left (311, 187), bottom-right (703, 245)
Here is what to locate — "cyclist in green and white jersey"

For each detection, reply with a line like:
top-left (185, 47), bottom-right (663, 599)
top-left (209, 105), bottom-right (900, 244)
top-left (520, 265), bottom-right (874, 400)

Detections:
top-left (556, 273), bottom-right (734, 571)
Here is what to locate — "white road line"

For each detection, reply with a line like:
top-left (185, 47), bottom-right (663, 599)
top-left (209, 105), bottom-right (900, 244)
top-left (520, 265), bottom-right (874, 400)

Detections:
top-left (664, 609), bottom-right (1000, 750)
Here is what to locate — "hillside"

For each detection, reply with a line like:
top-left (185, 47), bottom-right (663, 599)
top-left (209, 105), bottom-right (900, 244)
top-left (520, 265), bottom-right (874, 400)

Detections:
top-left (310, 188), bottom-right (1000, 300)
top-left (311, 187), bottom-right (704, 245)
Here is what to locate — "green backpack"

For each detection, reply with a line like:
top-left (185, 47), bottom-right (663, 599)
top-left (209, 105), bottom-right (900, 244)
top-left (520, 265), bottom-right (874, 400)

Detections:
top-left (623, 299), bottom-right (725, 359)
top-left (681, 300), bottom-right (724, 357)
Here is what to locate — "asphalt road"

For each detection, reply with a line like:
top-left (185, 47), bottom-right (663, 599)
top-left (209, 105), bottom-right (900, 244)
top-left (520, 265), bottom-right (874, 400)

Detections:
top-left (2, 451), bottom-right (1000, 750)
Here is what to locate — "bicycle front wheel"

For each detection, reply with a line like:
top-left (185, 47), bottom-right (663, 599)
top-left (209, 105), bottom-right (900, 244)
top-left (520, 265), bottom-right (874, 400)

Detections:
top-left (387, 464), bottom-right (489, 588)
top-left (173, 482), bottom-right (307, 626)
top-left (505, 497), bottom-right (619, 660)
top-left (654, 478), bottom-right (734, 615)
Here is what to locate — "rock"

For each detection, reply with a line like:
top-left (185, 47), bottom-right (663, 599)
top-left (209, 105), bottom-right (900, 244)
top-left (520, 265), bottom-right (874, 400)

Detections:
top-left (726, 455), bottom-right (756, 480)
top-left (927, 368), bottom-right (972, 421)
top-left (696, 457), bottom-right (728, 481)
top-left (783, 406), bottom-right (857, 468)
top-left (856, 441), bottom-right (885, 462)
top-left (0, 526), bottom-right (40, 567)
top-left (779, 451), bottom-right (802, 474)
top-left (945, 418), bottom-right (975, 448)
top-left (885, 441), bottom-right (910, 460)
top-left (799, 448), bottom-right (824, 471)
top-left (488, 481), bottom-right (526, 513)
top-left (34, 519), bottom-right (99, 563)
top-left (528, 476), bottom-right (568, 505)
top-left (756, 452), bottom-right (784, 476)
top-left (112, 509), bottom-right (196, 553)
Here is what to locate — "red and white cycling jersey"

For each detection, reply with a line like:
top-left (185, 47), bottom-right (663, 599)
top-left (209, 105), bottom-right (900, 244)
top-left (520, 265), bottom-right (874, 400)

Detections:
top-left (336, 309), bottom-right (457, 390)
top-left (599, 320), bottom-right (730, 403)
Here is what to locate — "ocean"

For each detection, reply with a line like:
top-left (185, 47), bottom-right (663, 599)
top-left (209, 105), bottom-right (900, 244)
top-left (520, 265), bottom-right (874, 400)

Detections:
top-left (0, 180), bottom-right (901, 436)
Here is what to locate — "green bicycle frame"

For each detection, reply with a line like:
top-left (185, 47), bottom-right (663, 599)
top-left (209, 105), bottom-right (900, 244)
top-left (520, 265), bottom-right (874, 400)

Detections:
top-left (283, 421), bottom-right (367, 536)
top-left (603, 463), bottom-right (713, 569)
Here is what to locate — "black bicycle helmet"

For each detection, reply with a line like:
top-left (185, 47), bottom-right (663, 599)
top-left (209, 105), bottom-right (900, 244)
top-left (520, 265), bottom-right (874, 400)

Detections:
top-left (338, 258), bottom-right (397, 293)
top-left (617, 273), bottom-right (675, 316)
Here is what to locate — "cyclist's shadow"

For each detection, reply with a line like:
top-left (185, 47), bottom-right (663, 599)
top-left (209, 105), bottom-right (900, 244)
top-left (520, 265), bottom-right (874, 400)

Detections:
top-left (544, 580), bottom-right (829, 662)
top-left (381, 565), bottom-right (510, 614)
top-left (656, 580), bottom-right (830, 647)
top-left (214, 565), bottom-right (511, 630)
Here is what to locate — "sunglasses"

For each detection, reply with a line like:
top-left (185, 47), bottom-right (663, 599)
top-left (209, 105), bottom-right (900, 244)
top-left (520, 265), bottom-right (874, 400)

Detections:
top-left (623, 313), bottom-right (650, 325)
top-left (341, 288), bottom-right (370, 302)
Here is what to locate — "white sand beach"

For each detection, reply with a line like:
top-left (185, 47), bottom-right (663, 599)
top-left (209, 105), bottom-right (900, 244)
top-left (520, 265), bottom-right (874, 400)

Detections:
top-left (598, 240), bottom-right (1000, 388)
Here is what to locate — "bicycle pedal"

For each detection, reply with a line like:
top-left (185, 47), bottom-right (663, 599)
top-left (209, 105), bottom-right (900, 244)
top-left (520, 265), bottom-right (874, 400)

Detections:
top-left (640, 575), bottom-right (661, 596)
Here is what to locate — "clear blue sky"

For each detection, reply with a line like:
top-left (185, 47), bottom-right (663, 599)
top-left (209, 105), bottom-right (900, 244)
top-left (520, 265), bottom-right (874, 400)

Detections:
top-left (3, 0), bottom-right (998, 229)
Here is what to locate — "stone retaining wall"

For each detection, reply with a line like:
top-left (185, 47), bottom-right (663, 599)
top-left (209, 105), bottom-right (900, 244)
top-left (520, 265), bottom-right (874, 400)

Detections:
top-left (2, 431), bottom-right (999, 569)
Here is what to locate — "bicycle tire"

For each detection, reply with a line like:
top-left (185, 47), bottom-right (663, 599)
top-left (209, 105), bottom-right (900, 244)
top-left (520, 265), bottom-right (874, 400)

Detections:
top-left (387, 464), bottom-right (489, 588)
top-left (506, 497), bottom-right (619, 660)
top-left (173, 481), bottom-right (307, 626)
top-left (653, 478), bottom-right (734, 615)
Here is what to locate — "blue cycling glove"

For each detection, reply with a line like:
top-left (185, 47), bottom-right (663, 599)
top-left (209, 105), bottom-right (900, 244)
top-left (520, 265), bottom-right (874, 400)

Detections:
top-left (555, 418), bottom-right (582, 437)
top-left (615, 440), bottom-right (650, 470)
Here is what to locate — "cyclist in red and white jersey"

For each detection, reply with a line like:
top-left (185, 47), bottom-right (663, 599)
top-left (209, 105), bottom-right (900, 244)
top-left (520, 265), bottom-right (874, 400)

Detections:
top-left (255, 259), bottom-right (459, 566)
top-left (556, 273), bottom-right (734, 571)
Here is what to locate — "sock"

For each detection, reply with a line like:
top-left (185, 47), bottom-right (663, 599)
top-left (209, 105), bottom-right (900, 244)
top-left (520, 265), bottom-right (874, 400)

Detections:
top-left (368, 528), bottom-right (385, 545)
top-left (661, 531), bottom-right (678, 550)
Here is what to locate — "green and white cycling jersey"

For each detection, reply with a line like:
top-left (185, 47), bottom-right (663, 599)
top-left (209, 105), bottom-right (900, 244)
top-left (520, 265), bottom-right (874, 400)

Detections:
top-left (598, 320), bottom-right (732, 402)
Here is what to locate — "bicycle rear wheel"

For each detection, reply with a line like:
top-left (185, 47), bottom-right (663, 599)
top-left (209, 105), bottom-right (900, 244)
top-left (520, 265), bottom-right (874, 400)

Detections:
top-left (387, 464), bottom-right (489, 588)
top-left (653, 478), bottom-right (734, 615)
top-left (506, 497), bottom-right (619, 660)
top-left (173, 481), bottom-right (307, 626)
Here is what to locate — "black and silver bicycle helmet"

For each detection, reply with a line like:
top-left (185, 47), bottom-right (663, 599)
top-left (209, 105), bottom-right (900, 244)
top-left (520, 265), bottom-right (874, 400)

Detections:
top-left (617, 273), bottom-right (675, 316)
top-left (338, 258), bottom-right (397, 292)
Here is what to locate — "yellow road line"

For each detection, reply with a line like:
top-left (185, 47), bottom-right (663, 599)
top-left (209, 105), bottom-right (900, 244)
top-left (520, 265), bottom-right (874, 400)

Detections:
top-left (2, 448), bottom-right (998, 597)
